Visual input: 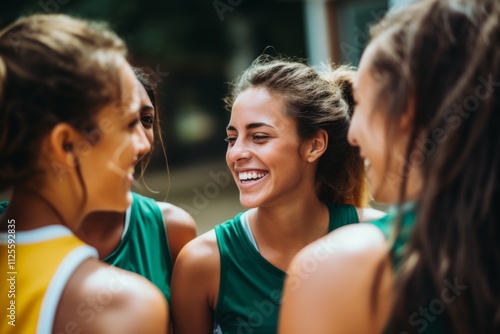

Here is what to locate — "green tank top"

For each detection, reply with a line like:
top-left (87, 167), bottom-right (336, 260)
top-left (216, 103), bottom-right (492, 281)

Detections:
top-left (371, 204), bottom-right (445, 333)
top-left (371, 203), bottom-right (417, 270)
top-left (0, 194), bottom-right (174, 302)
top-left (103, 192), bottom-right (174, 302)
top-left (214, 202), bottom-right (358, 334)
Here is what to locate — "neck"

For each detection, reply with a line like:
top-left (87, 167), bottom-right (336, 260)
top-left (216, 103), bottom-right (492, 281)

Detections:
top-left (76, 211), bottom-right (126, 259)
top-left (402, 166), bottom-right (423, 202)
top-left (1, 187), bottom-right (82, 232)
top-left (246, 196), bottom-right (329, 272)
top-left (251, 196), bottom-right (329, 250)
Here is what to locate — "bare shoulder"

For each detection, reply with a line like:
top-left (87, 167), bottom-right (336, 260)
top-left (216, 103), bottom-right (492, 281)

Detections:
top-left (156, 201), bottom-right (197, 262)
top-left (356, 206), bottom-right (387, 222)
top-left (279, 224), bottom-right (393, 334)
top-left (156, 201), bottom-right (196, 231)
top-left (54, 259), bottom-right (168, 334)
top-left (287, 223), bottom-right (390, 291)
top-left (174, 229), bottom-right (219, 277)
top-left (170, 230), bottom-right (220, 333)
top-left (171, 230), bottom-right (220, 307)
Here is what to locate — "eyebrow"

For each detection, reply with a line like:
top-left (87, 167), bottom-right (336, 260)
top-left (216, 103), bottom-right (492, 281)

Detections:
top-left (226, 122), bottom-right (275, 131)
top-left (140, 104), bottom-right (154, 112)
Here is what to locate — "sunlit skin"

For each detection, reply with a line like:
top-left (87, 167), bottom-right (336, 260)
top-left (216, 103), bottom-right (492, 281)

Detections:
top-left (79, 66), bottom-right (150, 213)
top-left (76, 77), bottom-right (196, 262)
top-left (226, 87), bottom-right (315, 209)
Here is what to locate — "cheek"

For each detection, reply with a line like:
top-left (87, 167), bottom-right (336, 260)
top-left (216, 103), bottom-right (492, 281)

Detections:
top-left (225, 147), bottom-right (232, 165)
top-left (144, 129), bottom-right (154, 148)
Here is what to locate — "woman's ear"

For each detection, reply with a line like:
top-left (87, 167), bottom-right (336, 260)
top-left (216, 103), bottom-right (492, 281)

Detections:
top-left (303, 130), bottom-right (328, 163)
top-left (48, 123), bottom-right (79, 162)
top-left (43, 123), bottom-right (83, 183)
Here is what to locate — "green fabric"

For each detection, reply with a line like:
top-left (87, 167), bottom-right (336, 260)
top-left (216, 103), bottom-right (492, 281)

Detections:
top-left (103, 192), bottom-right (174, 302)
top-left (214, 202), bottom-right (358, 334)
top-left (371, 204), bottom-right (445, 333)
top-left (371, 203), bottom-right (417, 270)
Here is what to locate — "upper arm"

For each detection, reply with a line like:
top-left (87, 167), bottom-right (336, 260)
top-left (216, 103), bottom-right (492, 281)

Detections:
top-left (170, 230), bottom-right (219, 334)
top-left (279, 224), bottom-right (394, 334)
top-left (156, 201), bottom-right (197, 263)
top-left (54, 260), bottom-right (168, 334)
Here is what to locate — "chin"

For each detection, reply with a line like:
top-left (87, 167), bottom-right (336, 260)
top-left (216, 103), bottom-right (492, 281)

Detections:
top-left (239, 195), bottom-right (261, 209)
top-left (107, 191), bottom-right (133, 212)
top-left (124, 191), bottom-right (133, 206)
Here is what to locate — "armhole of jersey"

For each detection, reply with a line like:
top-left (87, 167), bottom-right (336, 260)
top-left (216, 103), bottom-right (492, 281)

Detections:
top-left (155, 201), bottom-right (174, 268)
top-left (240, 211), bottom-right (259, 252)
top-left (121, 204), bottom-right (132, 239)
top-left (37, 245), bottom-right (98, 334)
top-left (214, 224), bottom-right (227, 324)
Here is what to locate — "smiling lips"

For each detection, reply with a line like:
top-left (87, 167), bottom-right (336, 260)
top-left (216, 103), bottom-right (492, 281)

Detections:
top-left (238, 171), bottom-right (269, 182)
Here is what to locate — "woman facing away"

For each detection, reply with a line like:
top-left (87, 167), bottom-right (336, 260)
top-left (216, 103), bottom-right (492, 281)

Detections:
top-left (279, 0), bottom-right (500, 333)
top-left (170, 57), bottom-right (385, 334)
top-left (75, 67), bottom-right (197, 304)
top-left (0, 14), bottom-right (167, 333)
top-left (0, 67), bottom-right (197, 304)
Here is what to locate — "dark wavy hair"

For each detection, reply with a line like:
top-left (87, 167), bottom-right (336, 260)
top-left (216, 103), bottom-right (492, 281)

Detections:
top-left (225, 56), bottom-right (368, 207)
top-left (368, 0), bottom-right (500, 332)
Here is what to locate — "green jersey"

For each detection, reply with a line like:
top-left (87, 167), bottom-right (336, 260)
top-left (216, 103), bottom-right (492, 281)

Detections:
top-left (372, 204), bottom-right (445, 333)
top-left (214, 202), bottom-right (359, 334)
top-left (103, 192), bottom-right (174, 302)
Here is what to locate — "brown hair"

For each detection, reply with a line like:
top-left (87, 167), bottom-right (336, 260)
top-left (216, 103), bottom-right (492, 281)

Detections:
top-left (368, 0), bottom-right (500, 332)
top-left (225, 56), bottom-right (368, 207)
top-left (0, 14), bottom-right (127, 191)
top-left (132, 67), bottom-right (167, 177)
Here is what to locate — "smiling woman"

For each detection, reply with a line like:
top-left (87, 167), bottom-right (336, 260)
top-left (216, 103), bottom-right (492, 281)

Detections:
top-left (0, 14), bottom-right (167, 334)
top-left (170, 56), bottom-right (385, 334)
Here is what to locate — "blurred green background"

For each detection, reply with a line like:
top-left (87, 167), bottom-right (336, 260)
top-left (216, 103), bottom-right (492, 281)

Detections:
top-left (1, 0), bottom-right (408, 232)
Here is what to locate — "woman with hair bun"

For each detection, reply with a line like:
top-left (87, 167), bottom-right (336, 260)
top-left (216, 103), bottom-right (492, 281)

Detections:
top-left (171, 57), bottom-right (384, 334)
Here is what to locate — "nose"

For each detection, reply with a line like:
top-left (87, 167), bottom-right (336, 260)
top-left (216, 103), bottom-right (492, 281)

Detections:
top-left (134, 124), bottom-right (151, 157)
top-left (347, 116), bottom-right (358, 147)
top-left (226, 137), bottom-right (250, 165)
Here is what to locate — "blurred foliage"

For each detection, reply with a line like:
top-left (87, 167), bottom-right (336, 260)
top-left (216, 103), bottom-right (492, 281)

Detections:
top-left (1, 0), bottom-right (306, 169)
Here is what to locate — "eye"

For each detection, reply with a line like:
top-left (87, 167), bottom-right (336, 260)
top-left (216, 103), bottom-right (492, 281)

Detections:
top-left (141, 115), bottom-right (154, 129)
top-left (224, 136), bottom-right (236, 146)
top-left (252, 134), bottom-right (270, 141)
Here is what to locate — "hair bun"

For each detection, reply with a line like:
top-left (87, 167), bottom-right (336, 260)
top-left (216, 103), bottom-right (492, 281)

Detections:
top-left (319, 65), bottom-right (356, 117)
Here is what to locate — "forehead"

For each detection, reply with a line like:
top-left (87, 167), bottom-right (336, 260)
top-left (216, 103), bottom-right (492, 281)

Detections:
top-left (116, 65), bottom-right (140, 119)
top-left (97, 64), bottom-right (139, 122)
top-left (137, 81), bottom-right (153, 105)
top-left (355, 43), bottom-right (379, 89)
top-left (230, 87), bottom-right (293, 127)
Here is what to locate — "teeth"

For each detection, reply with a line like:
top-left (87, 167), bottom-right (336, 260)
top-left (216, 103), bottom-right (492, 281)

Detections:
top-left (239, 171), bottom-right (268, 181)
